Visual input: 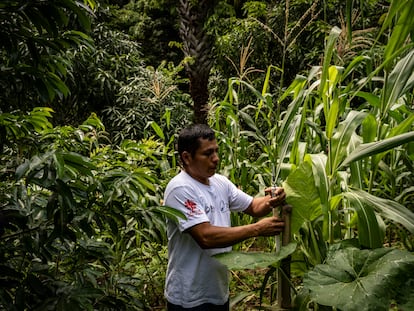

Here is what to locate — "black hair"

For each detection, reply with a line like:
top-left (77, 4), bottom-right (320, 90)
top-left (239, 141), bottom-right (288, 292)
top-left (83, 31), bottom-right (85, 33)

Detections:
top-left (177, 124), bottom-right (216, 164)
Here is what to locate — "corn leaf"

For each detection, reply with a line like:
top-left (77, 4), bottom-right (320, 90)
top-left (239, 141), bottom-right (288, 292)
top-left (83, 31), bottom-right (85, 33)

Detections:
top-left (331, 110), bottom-right (367, 171)
top-left (345, 188), bottom-right (414, 234)
top-left (344, 191), bottom-right (384, 248)
top-left (340, 131), bottom-right (414, 169)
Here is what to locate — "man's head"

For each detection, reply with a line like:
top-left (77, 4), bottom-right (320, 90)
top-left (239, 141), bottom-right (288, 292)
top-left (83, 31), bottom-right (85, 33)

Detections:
top-left (177, 124), bottom-right (219, 184)
top-left (177, 124), bottom-right (216, 163)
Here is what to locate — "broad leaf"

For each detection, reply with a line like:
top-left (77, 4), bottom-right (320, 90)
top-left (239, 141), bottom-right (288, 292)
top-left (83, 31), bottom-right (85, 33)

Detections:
top-left (304, 246), bottom-right (414, 311)
top-left (214, 243), bottom-right (297, 270)
top-left (283, 160), bottom-right (321, 236)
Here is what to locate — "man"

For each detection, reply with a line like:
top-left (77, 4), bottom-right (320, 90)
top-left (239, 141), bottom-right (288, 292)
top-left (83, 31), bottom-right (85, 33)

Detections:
top-left (164, 124), bottom-right (286, 310)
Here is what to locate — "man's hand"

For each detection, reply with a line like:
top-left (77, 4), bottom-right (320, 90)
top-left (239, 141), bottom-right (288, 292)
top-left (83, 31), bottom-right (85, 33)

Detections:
top-left (245, 187), bottom-right (287, 217)
top-left (255, 216), bottom-right (285, 236)
top-left (264, 187), bottom-right (286, 208)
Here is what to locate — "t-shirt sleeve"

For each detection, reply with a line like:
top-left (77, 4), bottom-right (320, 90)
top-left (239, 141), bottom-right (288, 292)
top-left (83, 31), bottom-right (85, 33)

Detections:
top-left (221, 175), bottom-right (253, 212)
top-left (164, 185), bottom-right (210, 232)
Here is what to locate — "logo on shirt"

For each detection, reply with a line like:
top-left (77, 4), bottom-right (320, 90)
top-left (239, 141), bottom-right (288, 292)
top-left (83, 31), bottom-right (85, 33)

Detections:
top-left (220, 200), bottom-right (229, 213)
top-left (184, 199), bottom-right (201, 216)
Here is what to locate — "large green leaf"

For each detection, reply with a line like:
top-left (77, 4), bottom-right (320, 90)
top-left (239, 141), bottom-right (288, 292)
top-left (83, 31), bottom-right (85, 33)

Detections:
top-left (283, 160), bottom-right (321, 236)
top-left (304, 246), bottom-right (414, 311)
top-left (214, 243), bottom-right (297, 270)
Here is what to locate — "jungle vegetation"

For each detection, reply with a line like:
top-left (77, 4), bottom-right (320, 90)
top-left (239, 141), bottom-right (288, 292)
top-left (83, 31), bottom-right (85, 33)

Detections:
top-left (1, 0), bottom-right (414, 310)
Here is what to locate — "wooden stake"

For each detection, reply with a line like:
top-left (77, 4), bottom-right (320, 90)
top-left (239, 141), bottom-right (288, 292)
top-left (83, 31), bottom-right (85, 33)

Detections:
top-left (277, 204), bottom-right (292, 309)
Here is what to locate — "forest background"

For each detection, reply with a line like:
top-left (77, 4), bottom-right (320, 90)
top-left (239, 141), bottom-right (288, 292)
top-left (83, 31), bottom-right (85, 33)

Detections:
top-left (1, 0), bottom-right (414, 310)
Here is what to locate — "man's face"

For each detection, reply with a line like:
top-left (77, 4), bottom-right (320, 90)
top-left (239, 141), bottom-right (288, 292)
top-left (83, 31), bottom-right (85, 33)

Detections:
top-left (183, 138), bottom-right (219, 185)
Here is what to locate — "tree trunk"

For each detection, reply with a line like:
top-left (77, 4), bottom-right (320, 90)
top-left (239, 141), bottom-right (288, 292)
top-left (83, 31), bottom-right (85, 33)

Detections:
top-left (178, 0), bottom-right (216, 124)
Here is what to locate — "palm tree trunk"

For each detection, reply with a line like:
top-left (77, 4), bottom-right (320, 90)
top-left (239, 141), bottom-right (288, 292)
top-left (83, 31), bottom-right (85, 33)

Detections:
top-left (178, 0), bottom-right (215, 124)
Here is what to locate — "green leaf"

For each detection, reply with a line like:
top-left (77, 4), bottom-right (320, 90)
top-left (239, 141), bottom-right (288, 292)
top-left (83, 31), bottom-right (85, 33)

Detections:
top-left (344, 192), bottom-right (384, 248)
top-left (382, 49), bottom-right (414, 112)
top-left (307, 153), bottom-right (331, 241)
top-left (355, 91), bottom-right (380, 108)
top-left (239, 110), bottom-right (259, 133)
top-left (275, 115), bottom-right (301, 183)
top-left (383, 1), bottom-right (414, 69)
top-left (361, 114), bottom-right (377, 143)
top-left (53, 152), bottom-right (65, 180)
top-left (325, 66), bottom-right (342, 140)
top-left (149, 121), bottom-right (165, 140)
top-left (62, 0), bottom-right (93, 32)
top-left (343, 56), bottom-right (370, 80)
top-left (283, 160), bottom-right (322, 236)
top-left (304, 246), bottom-right (414, 311)
top-left (389, 112), bottom-right (414, 137)
top-left (154, 206), bottom-right (186, 221)
top-left (214, 243), bottom-right (297, 270)
top-left (348, 134), bottom-right (364, 188)
top-left (320, 27), bottom-right (341, 101)
top-left (62, 151), bottom-right (96, 176)
top-left (340, 131), bottom-right (414, 168)
top-left (15, 160), bottom-right (31, 180)
top-left (345, 188), bottom-right (414, 234)
top-left (257, 65), bottom-right (283, 120)
top-left (331, 110), bottom-right (367, 171)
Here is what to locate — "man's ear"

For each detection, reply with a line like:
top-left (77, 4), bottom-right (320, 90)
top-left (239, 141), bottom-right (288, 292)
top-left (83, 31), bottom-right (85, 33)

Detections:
top-left (181, 151), bottom-right (191, 166)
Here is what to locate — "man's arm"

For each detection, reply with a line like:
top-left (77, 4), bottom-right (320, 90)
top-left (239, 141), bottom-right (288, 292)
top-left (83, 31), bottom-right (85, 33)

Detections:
top-left (187, 187), bottom-right (286, 249)
top-left (187, 217), bottom-right (284, 249)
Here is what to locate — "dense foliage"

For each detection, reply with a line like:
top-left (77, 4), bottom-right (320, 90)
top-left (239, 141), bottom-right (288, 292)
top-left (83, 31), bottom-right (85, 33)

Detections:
top-left (0, 109), bottom-right (180, 309)
top-left (1, 0), bottom-right (414, 310)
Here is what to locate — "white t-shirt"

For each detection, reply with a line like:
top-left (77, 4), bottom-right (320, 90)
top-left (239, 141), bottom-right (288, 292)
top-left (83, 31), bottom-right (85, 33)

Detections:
top-left (164, 171), bottom-right (253, 308)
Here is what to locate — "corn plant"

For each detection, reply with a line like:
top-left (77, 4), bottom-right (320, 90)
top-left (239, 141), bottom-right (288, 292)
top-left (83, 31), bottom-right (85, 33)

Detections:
top-left (214, 19), bottom-right (414, 309)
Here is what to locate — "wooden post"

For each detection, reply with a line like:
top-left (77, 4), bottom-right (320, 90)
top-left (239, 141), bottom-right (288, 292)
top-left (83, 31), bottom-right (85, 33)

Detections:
top-left (277, 204), bottom-right (292, 309)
